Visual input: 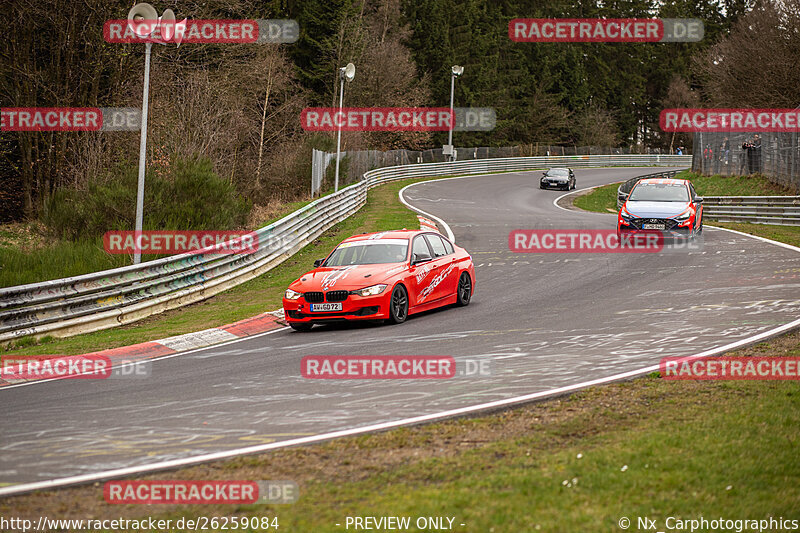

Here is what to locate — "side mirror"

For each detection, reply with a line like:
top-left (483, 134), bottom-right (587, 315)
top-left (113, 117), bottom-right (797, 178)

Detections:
top-left (618, 191), bottom-right (629, 200)
top-left (412, 252), bottom-right (432, 265)
top-left (313, 259), bottom-right (324, 268)
top-left (694, 196), bottom-right (704, 203)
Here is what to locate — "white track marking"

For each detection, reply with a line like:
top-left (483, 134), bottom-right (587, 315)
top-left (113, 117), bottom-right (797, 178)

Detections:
top-left (709, 225), bottom-right (800, 253)
top-left (553, 185), bottom-right (613, 213)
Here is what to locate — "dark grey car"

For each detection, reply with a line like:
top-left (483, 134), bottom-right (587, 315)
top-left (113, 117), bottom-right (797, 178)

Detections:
top-left (539, 167), bottom-right (576, 190)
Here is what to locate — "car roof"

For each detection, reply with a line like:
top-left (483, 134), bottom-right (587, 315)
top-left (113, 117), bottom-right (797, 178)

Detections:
top-left (636, 178), bottom-right (688, 186)
top-left (342, 229), bottom-right (428, 243)
top-left (546, 167), bottom-right (570, 171)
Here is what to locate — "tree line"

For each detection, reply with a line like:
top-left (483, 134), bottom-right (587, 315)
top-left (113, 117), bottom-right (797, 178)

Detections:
top-left (2, 0), bottom-right (797, 224)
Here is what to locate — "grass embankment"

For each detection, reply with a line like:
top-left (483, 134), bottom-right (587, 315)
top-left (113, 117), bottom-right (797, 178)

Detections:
top-left (5, 332), bottom-right (800, 531)
top-left (0, 158), bottom-right (257, 289)
top-left (2, 178), bottom-right (422, 355)
top-left (574, 171), bottom-right (800, 247)
top-left (0, 198), bottom-right (318, 289)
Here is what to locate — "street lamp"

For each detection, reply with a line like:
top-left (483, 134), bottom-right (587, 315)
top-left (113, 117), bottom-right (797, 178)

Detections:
top-left (127, 3), bottom-right (185, 264)
top-left (445, 65), bottom-right (464, 161)
top-left (334, 63), bottom-right (356, 192)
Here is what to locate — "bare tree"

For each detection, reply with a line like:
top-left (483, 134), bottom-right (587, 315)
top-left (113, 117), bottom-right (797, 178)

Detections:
top-left (693, 0), bottom-right (800, 107)
top-left (571, 105), bottom-right (620, 148)
top-left (662, 76), bottom-right (700, 153)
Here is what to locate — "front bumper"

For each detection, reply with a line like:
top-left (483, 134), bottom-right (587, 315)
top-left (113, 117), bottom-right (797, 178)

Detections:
top-left (541, 180), bottom-right (569, 188)
top-left (282, 292), bottom-right (391, 324)
top-left (618, 216), bottom-right (694, 237)
top-left (617, 225), bottom-right (694, 242)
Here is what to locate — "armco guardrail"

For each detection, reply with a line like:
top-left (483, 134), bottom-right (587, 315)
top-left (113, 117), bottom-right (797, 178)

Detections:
top-left (616, 169), bottom-right (685, 209)
top-left (0, 154), bottom-right (690, 343)
top-left (701, 196), bottom-right (800, 226)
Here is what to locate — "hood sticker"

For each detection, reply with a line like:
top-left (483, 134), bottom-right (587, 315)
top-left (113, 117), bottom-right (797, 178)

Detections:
top-left (320, 265), bottom-right (357, 290)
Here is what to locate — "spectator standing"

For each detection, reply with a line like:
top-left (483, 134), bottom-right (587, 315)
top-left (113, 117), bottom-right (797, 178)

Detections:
top-left (741, 137), bottom-right (753, 174)
top-left (752, 134), bottom-right (762, 173)
top-left (704, 144), bottom-right (714, 173)
top-left (722, 137), bottom-right (730, 165)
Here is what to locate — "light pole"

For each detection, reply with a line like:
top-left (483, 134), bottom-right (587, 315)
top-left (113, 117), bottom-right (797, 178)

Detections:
top-left (133, 40), bottom-right (152, 265)
top-left (128, 3), bottom-right (159, 264)
top-left (127, 4), bottom-right (184, 264)
top-left (334, 63), bottom-right (356, 192)
top-left (446, 65), bottom-right (464, 161)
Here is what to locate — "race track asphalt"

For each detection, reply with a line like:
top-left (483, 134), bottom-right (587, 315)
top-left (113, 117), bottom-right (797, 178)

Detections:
top-left (3, 167), bottom-right (799, 488)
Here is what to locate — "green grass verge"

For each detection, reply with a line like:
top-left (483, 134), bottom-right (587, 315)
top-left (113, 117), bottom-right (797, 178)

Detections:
top-left (2, 178), bottom-right (425, 356)
top-left (269, 380), bottom-right (800, 531)
top-left (572, 182), bottom-right (620, 213)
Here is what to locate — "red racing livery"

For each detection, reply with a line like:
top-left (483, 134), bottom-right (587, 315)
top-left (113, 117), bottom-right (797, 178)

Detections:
top-left (282, 230), bottom-right (476, 331)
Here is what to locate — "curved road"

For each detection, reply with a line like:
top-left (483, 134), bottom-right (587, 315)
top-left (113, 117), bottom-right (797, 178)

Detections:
top-left (2, 167), bottom-right (800, 490)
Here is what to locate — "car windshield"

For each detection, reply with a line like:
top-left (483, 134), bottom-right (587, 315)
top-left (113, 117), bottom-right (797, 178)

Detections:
top-left (546, 169), bottom-right (569, 177)
top-left (628, 182), bottom-right (689, 202)
top-left (324, 239), bottom-right (409, 266)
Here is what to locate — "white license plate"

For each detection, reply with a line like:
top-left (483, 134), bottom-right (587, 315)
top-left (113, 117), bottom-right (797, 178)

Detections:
top-left (310, 303), bottom-right (342, 312)
top-left (643, 223), bottom-right (665, 230)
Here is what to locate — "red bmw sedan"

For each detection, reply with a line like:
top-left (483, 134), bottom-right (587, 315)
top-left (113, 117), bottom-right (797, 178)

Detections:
top-left (282, 230), bottom-right (476, 331)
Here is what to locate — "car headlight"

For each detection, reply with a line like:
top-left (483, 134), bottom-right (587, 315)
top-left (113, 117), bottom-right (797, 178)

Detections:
top-left (673, 210), bottom-right (692, 222)
top-left (285, 288), bottom-right (302, 300)
top-left (353, 284), bottom-right (387, 297)
top-left (620, 208), bottom-right (634, 220)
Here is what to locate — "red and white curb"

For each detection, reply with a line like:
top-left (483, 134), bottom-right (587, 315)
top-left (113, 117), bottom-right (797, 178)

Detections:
top-left (417, 215), bottom-right (441, 234)
top-left (0, 310), bottom-right (285, 386)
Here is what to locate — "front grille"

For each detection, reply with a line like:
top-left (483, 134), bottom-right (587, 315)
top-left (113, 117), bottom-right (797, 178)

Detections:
top-left (326, 290), bottom-right (349, 302)
top-left (303, 291), bottom-right (324, 303)
top-left (630, 218), bottom-right (678, 230)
